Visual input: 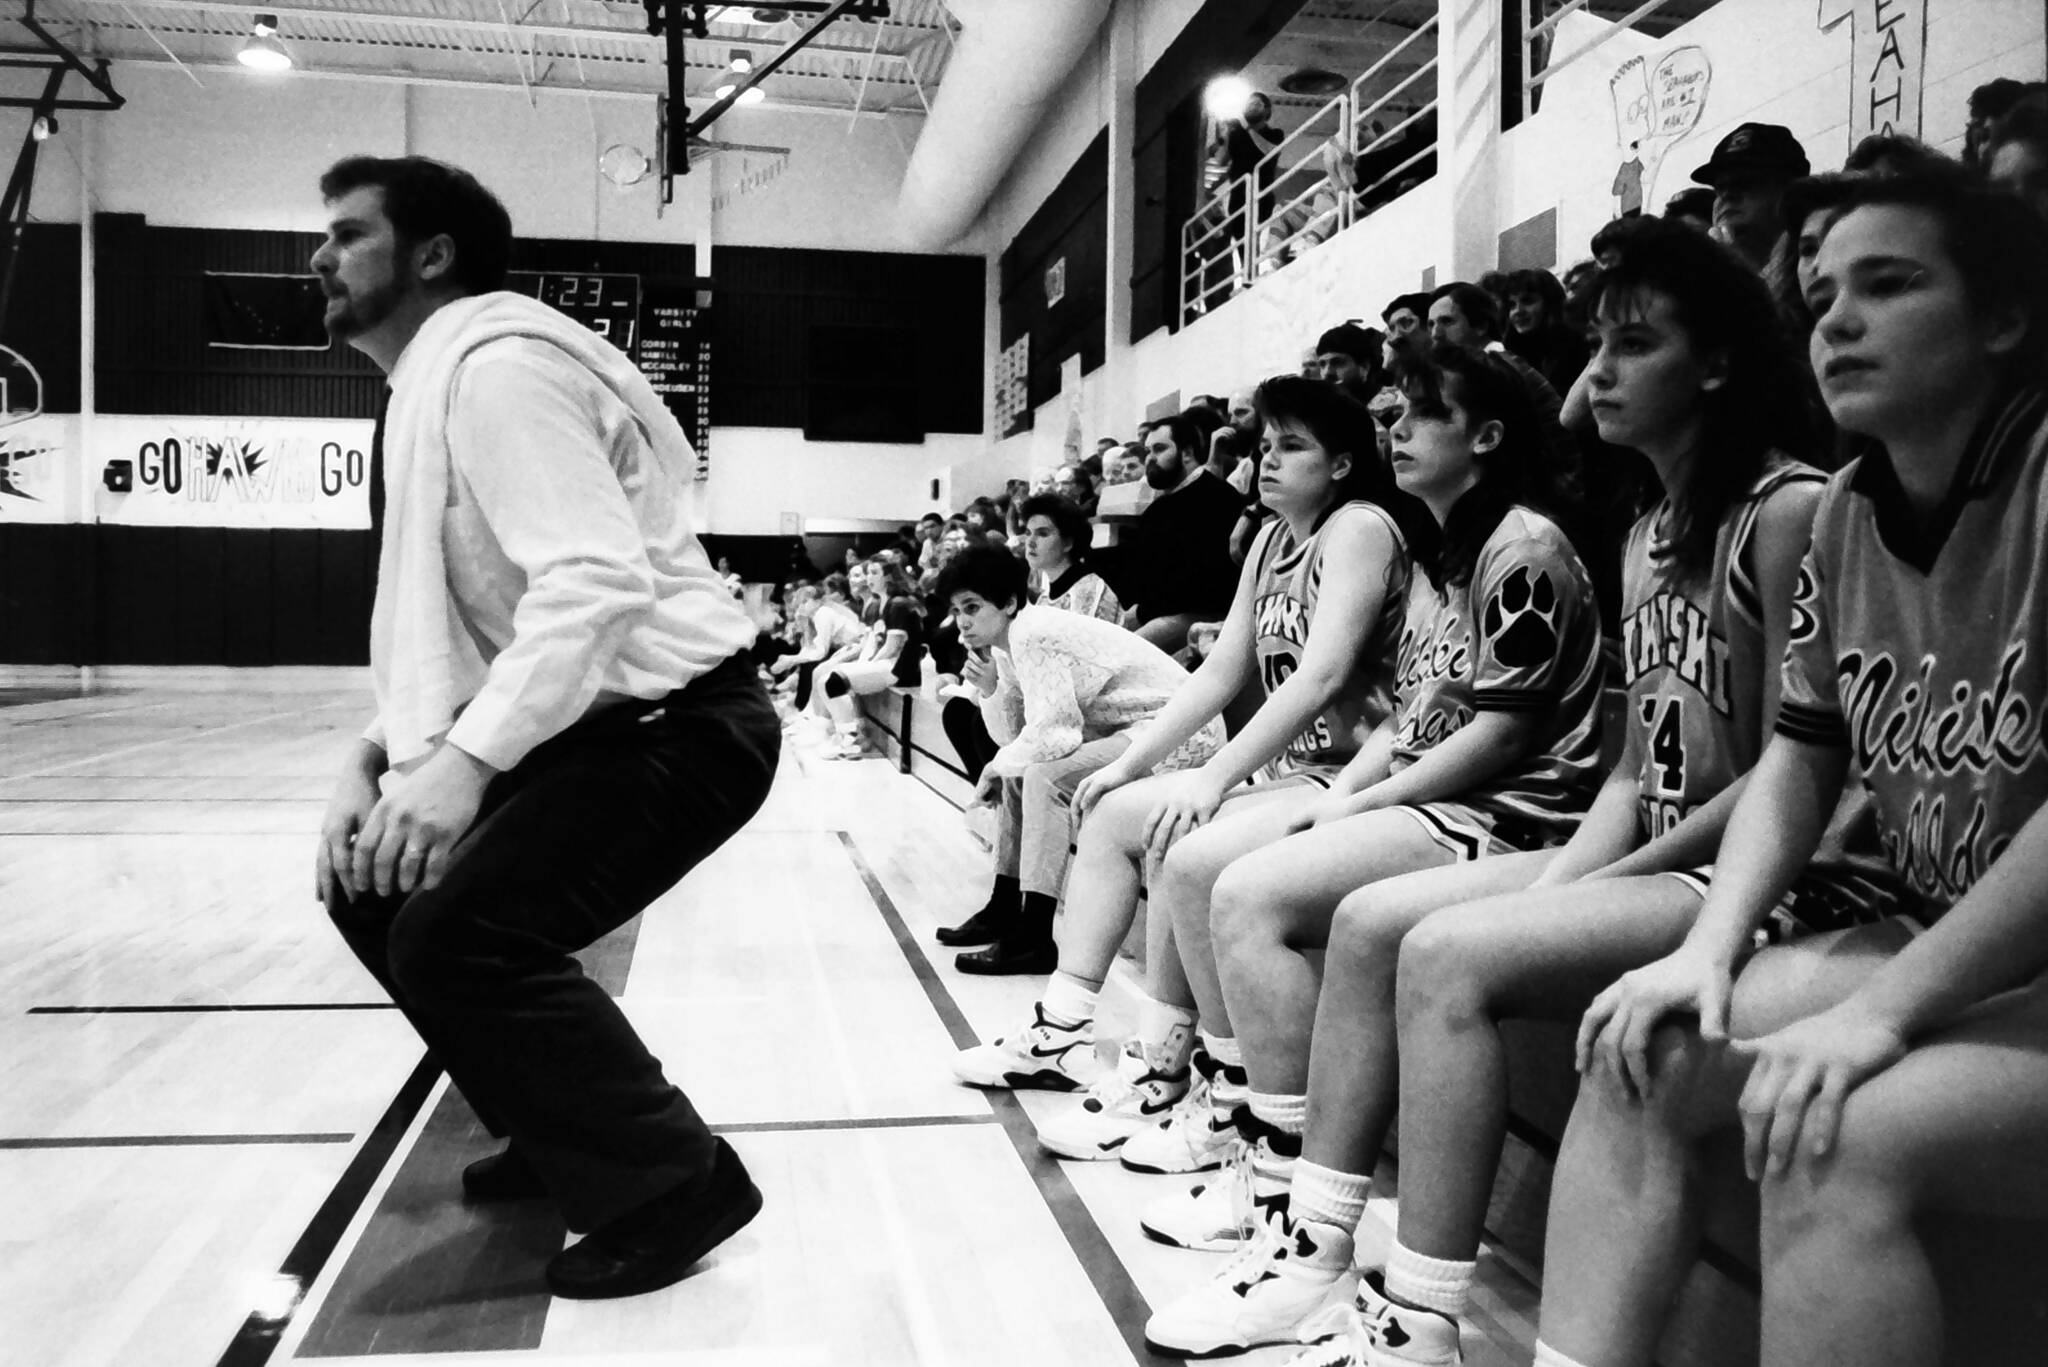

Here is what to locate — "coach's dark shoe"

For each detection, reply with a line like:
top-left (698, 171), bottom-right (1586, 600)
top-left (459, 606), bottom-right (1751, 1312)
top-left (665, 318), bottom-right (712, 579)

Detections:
top-left (954, 936), bottom-right (1058, 976)
top-left (938, 875), bottom-right (1021, 946)
top-left (544, 1138), bottom-right (763, 1300)
top-left (936, 902), bottom-right (1011, 947)
top-left (462, 1145), bottom-right (551, 1202)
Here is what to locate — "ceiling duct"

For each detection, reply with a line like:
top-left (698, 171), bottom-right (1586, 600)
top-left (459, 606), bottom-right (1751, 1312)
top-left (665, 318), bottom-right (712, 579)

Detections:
top-left (893, 0), bottom-right (1112, 251)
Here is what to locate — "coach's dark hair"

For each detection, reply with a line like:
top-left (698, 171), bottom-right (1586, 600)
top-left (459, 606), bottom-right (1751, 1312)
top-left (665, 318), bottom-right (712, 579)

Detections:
top-left (1819, 170), bottom-right (2048, 381)
top-left (1395, 344), bottom-right (1557, 589)
top-left (820, 571), bottom-right (851, 601)
top-left (1593, 216), bottom-right (1825, 577)
top-left (1253, 373), bottom-right (1436, 563)
top-left (319, 156), bottom-right (512, 295)
top-left (934, 543), bottom-right (1030, 613)
top-left (1018, 492), bottom-right (1093, 562)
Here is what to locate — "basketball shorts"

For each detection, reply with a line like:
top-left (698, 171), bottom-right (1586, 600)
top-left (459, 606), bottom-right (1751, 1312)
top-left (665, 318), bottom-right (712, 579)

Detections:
top-left (1660, 865), bottom-right (1918, 945)
top-left (1389, 800), bottom-right (1552, 863)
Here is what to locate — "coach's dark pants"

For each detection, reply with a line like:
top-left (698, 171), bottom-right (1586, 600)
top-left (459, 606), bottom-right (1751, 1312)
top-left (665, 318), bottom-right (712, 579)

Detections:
top-left (328, 654), bottom-right (778, 1232)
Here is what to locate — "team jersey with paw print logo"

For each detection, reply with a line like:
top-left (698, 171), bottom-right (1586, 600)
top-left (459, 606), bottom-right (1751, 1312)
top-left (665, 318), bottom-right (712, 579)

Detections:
top-left (1776, 385), bottom-right (2048, 921)
top-left (1621, 460), bottom-right (1822, 837)
top-left (1390, 504), bottom-right (1604, 840)
top-left (1249, 500), bottom-right (1411, 770)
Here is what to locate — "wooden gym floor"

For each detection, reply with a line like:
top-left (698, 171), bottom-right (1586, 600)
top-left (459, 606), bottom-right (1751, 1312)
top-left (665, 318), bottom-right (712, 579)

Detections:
top-left (0, 677), bottom-right (1537, 1367)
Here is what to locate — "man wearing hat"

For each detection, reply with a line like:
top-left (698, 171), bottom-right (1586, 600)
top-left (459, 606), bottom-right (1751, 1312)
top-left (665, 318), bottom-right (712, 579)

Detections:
top-left (1691, 121), bottom-right (1810, 272)
top-left (1312, 321), bottom-right (1386, 396)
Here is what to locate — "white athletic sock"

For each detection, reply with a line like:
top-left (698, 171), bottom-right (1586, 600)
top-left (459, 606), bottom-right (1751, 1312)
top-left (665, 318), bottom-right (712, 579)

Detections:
top-left (1135, 995), bottom-right (1198, 1072)
top-left (1248, 1090), bottom-right (1308, 1136)
top-left (1290, 1158), bottom-right (1371, 1232)
top-left (1040, 973), bottom-right (1099, 1029)
top-left (1384, 1238), bottom-right (1476, 1317)
top-left (1532, 1340), bottom-right (1596, 1367)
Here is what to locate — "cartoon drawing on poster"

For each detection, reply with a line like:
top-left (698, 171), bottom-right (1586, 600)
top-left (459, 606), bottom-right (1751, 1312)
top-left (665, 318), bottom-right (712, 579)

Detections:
top-left (1817, 0), bottom-right (1927, 142)
top-left (1610, 45), bottom-right (1713, 217)
top-left (0, 428), bottom-right (60, 514)
top-left (96, 416), bottom-right (375, 529)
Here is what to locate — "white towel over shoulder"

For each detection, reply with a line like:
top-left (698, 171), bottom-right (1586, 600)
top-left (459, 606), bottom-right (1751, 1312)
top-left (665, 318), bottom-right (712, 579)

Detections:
top-left (371, 291), bottom-right (748, 769)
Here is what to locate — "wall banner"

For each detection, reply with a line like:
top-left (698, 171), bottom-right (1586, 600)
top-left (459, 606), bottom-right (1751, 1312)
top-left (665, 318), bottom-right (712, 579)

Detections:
top-left (94, 416), bottom-right (375, 530)
top-left (0, 414), bottom-right (77, 524)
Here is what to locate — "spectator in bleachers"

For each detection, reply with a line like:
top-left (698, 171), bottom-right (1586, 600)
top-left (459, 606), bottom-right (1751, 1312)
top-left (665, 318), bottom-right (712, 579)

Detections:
top-left (1986, 92), bottom-right (2048, 222)
top-left (963, 497), bottom-right (1007, 548)
top-left (816, 559), bottom-right (923, 759)
top-left (1663, 186), bottom-right (1715, 232)
top-left (913, 511), bottom-right (944, 573)
top-left (1102, 444), bottom-right (1146, 487)
top-left (1427, 283), bottom-right (1573, 468)
top-left (1380, 292), bottom-right (1432, 361)
top-left (1222, 388), bottom-right (1261, 495)
top-left (1689, 121), bottom-right (1810, 273)
top-left (1560, 259), bottom-right (1600, 332)
top-left (1842, 132), bottom-right (1948, 179)
top-left (1122, 409), bottom-right (1247, 655)
top-left (1053, 462), bottom-right (1100, 518)
top-left (1022, 492), bottom-right (1120, 622)
top-left (1965, 75), bottom-right (2039, 169)
top-left (1313, 322), bottom-right (1387, 398)
top-left (1541, 169), bottom-right (2048, 1367)
top-left (938, 546), bottom-right (1227, 975)
top-left (1504, 267), bottom-right (1590, 396)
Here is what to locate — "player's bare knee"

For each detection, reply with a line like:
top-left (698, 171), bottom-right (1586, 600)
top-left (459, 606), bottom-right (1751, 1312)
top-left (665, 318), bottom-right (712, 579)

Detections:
top-left (1394, 914), bottom-right (1488, 1031)
top-left (1206, 861), bottom-right (1267, 962)
top-left (1327, 887), bottom-right (1405, 988)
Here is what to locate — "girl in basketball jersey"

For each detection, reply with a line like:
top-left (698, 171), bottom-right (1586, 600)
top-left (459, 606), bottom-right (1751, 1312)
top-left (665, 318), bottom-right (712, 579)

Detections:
top-left (1154, 220), bottom-right (1890, 1364)
top-left (952, 377), bottom-right (1432, 1147)
top-left (1136, 343), bottom-right (1608, 1354)
top-left (1540, 175), bottom-right (2048, 1367)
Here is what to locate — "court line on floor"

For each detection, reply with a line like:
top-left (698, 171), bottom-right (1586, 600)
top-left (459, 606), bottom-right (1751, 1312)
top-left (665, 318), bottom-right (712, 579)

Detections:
top-left (30, 1003), bottom-right (399, 1014)
top-left (214, 1055), bottom-right (442, 1367)
top-left (0, 1132), bottom-right (357, 1149)
top-left (835, 829), bottom-right (1158, 1366)
top-left (711, 1113), bottom-right (1000, 1135)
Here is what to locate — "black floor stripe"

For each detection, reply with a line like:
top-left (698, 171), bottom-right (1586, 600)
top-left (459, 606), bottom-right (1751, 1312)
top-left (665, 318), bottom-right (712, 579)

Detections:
top-left (31, 1003), bottom-right (399, 1015)
top-left (213, 1054), bottom-right (441, 1367)
top-left (1, 1132), bottom-right (356, 1149)
top-left (835, 830), bottom-right (1160, 1366)
top-left (713, 1113), bottom-right (1000, 1135)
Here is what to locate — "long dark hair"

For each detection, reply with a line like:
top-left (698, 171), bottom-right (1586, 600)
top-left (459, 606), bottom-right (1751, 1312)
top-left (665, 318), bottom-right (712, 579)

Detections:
top-left (1394, 344), bottom-right (1561, 589)
top-left (1251, 373), bottom-right (1437, 565)
top-left (1591, 218), bottom-right (1825, 578)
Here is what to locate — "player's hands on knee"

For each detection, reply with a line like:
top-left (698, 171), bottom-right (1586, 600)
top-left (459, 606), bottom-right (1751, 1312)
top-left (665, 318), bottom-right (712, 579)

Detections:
top-left (1732, 1002), bottom-right (1906, 1179)
top-left (1142, 771), bottom-right (1226, 861)
top-left (351, 742), bottom-right (497, 899)
top-left (316, 765), bottom-right (383, 910)
top-left (1577, 944), bottom-right (1733, 1100)
top-left (1074, 758), bottom-right (1135, 822)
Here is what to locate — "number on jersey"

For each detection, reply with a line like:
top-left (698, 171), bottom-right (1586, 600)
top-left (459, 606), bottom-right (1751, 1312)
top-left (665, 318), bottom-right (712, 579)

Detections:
top-left (1640, 696), bottom-right (1687, 796)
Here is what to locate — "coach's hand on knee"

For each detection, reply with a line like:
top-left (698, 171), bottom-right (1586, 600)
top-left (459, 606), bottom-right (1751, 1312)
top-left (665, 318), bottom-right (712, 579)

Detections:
top-left (317, 758), bottom-right (385, 910)
top-left (1578, 945), bottom-right (1733, 1100)
top-left (352, 742), bottom-right (497, 898)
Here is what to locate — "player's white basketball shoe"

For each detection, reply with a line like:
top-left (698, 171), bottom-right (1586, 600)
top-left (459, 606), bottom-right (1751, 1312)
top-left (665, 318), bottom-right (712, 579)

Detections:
top-left (1288, 1270), bottom-right (1464, 1367)
top-left (952, 1003), bottom-right (1103, 1092)
top-left (1143, 1208), bottom-right (1357, 1357)
top-left (1036, 1039), bottom-right (1189, 1160)
top-left (1120, 1047), bottom-right (1235, 1175)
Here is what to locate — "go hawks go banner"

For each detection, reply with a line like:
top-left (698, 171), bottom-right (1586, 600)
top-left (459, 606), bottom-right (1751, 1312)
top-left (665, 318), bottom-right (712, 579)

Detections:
top-left (95, 416), bottom-right (375, 530)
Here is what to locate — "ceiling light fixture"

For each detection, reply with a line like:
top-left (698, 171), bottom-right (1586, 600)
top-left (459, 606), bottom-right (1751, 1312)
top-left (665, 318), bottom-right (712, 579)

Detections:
top-left (29, 114), bottom-right (56, 142)
top-left (715, 83), bottom-right (766, 106)
top-left (238, 14), bottom-right (292, 71)
top-left (1201, 75), bottom-right (1253, 121)
top-left (729, 49), bottom-right (753, 73)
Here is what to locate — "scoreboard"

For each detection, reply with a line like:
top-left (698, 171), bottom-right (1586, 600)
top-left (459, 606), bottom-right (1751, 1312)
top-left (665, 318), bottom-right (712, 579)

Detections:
top-left (507, 270), bottom-right (711, 478)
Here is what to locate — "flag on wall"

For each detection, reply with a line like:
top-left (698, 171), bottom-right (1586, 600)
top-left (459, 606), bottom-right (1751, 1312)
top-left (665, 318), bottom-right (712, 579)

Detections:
top-left (203, 272), bottom-right (331, 351)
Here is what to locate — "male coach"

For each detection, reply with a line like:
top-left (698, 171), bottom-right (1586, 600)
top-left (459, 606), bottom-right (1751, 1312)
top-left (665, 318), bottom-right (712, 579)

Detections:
top-left (311, 155), bottom-right (776, 1299)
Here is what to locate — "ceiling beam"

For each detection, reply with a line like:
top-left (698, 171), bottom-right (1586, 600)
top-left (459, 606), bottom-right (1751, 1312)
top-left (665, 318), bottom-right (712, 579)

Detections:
top-left (39, 0), bottom-right (918, 57)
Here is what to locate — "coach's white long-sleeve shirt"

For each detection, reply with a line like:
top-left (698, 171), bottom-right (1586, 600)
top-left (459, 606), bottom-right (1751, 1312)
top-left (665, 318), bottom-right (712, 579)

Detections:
top-left (379, 331), bottom-right (754, 772)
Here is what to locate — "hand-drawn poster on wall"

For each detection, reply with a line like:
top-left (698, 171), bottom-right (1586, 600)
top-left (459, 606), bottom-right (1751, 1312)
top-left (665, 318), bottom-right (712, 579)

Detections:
top-left (1609, 45), bottom-right (1713, 217)
top-left (1818, 0), bottom-right (1927, 142)
top-left (95, 417), bottom-right (375, 529)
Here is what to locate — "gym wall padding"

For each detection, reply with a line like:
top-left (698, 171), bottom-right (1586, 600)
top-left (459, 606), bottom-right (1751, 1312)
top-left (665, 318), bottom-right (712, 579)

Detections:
top-left (999, 131), bottom-right (1109, 421)
top-left (0, 220), bottom-right (983, 666)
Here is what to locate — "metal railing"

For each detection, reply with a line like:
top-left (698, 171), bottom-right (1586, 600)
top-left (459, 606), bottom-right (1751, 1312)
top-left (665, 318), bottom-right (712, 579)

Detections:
top-left (1522, 0), bottom-right (1691, 121)
top-left (1177, 14), bottom-right (1440, 327)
